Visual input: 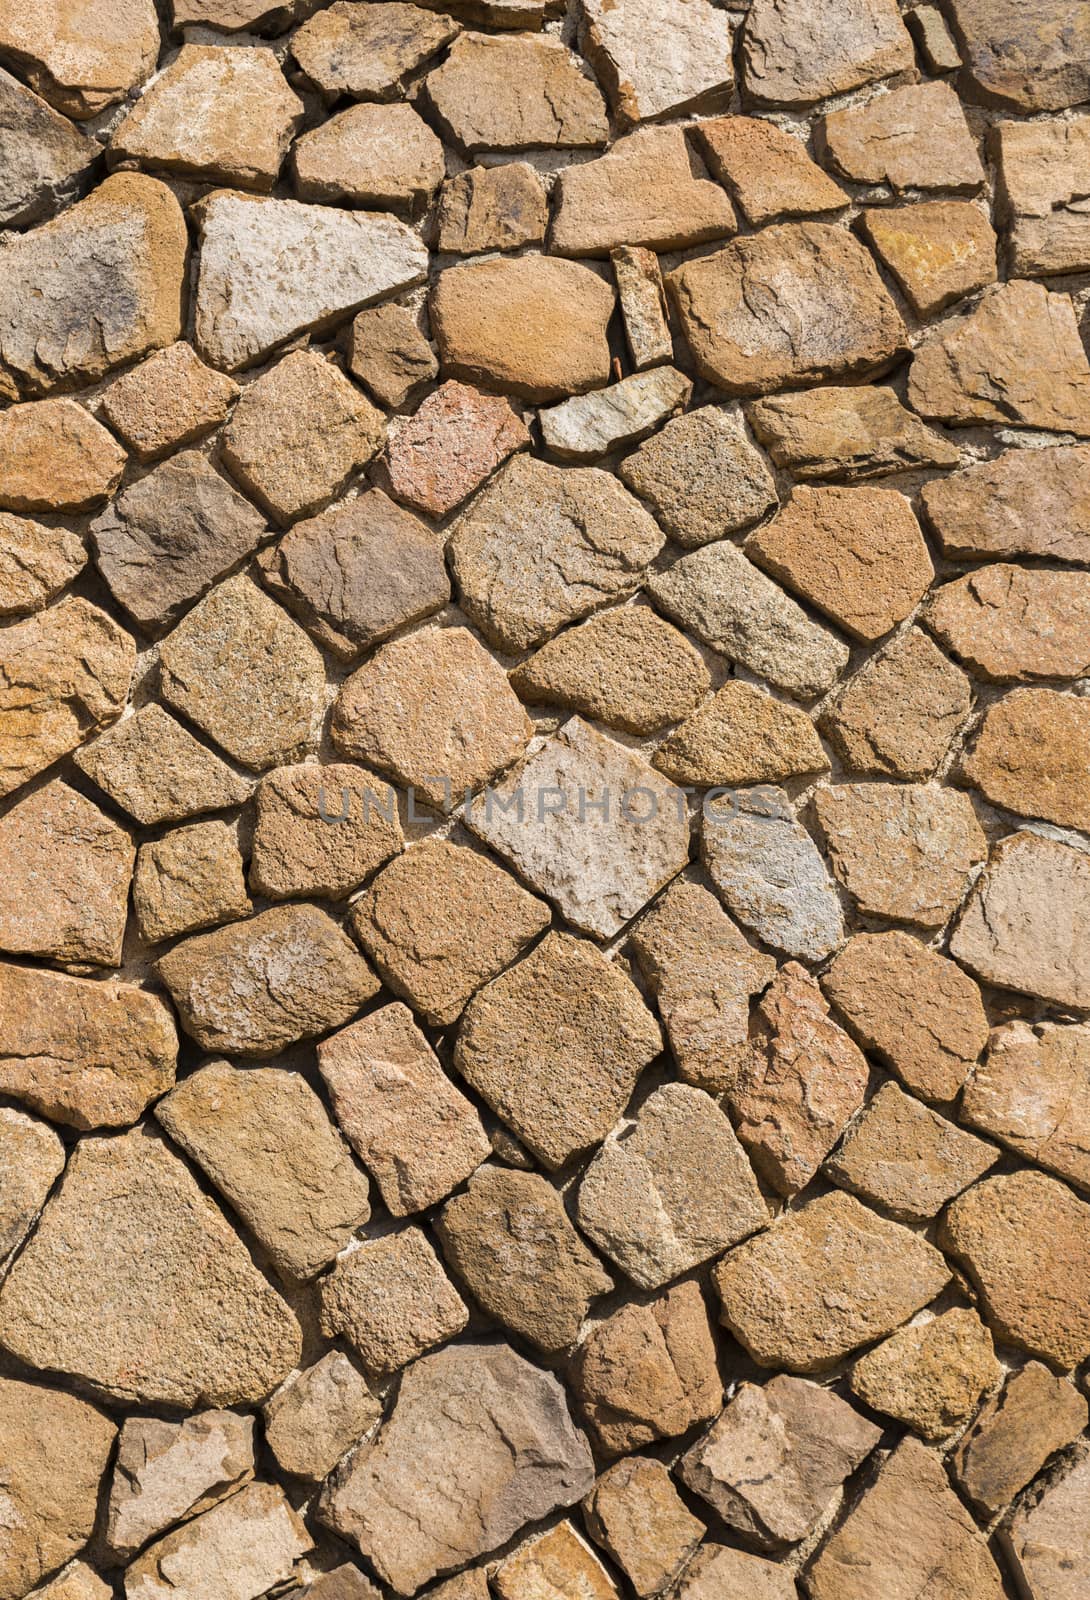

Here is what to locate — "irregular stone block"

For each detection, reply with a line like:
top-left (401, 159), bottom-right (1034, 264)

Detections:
top-left (748, 385), bottom-right (959, 481)
top-left (292, 1), bottom-right (460, 102)
top-left (584, 1457), bottom-right (703, 1598)
top-left (293, 102), bottom-right (445, 212)
top-left (381, 379), bottom-right (529, 517)
top-left (435, 161), bottom-right (548, 254)
top-left (817, 80), bottom-right (984, 191)
top-left (106, 1410), bottom-right (256, 1560)
top-left (540, 367), bottom-right (692, 462)
top-left (74, 703), bottom-right (252, 825)
top-left (963, 687), bottom-right (1090, 833)
top-left (860, 200), bottom-right (997, 318)
top-left (954, 1362), bottom-right (1088, 1517)
top-left (850, 1308), bottom-right (999, 1440)
top-left (98, 341), bottom-right (239, 463)
top-left (0, 66), bottom-right (96, 227)
top-left (124, 1481), bottom-right (313, 1600)
top-left (0, 0), bottom-right (159, 118)
top-left (694, 113), bottom-right (846, 225)
top-left (264, 1353), bottom-right (381, 1484)
top-left (0, 399), bottom-right (126, 513)
top-left (741, 0), bottom-right (914, 106)
top-left (425, 31), bottom-right (607, 152)
top-left (961, 1020), bottom-right (1090, 1194)
top-left (581, 0), bottom-right (734, 125)
top-left (0, 1106), bottom-right (64, 1267)
top-left (820, 627), bottom-right (971, 781)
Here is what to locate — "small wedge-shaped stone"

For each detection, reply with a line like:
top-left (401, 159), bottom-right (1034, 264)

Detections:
top-left (850, 1308), bottom-right (1000, 1441)
top-left (110, 45), bottom-right (303, 190)
top-left (156, 1062), bottom-right (371, 1281)
top-left (0, 173), bottom-right (185, 396)
top-left (862, 200), bottom-right (998, 318)
top-left (158, 904), bottom-right (379, 1057)
top-left (350, 840), bottom-right (550, 1027)
top-left (91, 450), bottom-right (268, 636)
top-left (0, 779), bottom-right (132, 965)
top-left (818, 81), bottom-right (984, 191)
top-left (679, 1376), bottom-right (881, 1548)
top-left (159, 575), bottom-right (326, 771)
top-left (0, 399), bottom-right (126, 513)
top-left (741, 0), bottom-right (914, 106)
top-left (669, 222), bottom-right (906, 395)
top-left (0, 1107), bottom-right (64, 1267)
top-left (431, 256), bottom-right (614, 404)
top-left (0, 1127), bottom-right (302, 1408)
top-left (994, 115), bottom-right (1090, 276)
top-left (455, 931), bottom-right (663, 1169)
top-left (451, 455), bottom-right (663, 651)
top-left (581, 0), bottom-right (733, 126)
top-left (693, 114), bottom-right (847, 226)
top-left (194, 191), bottom-right (428, 372)
top-left (584, 1457), bottom-right (703, 1599)
top-left (701, 787), bottom-right (844, 962)
top-left (0, 1377), bottom-right (116, 1600)
top-left (823, 930), bottom-right (988, 1102)
top-left (468, 718), bottom-right (690, 941)
top-left (425, 32), bottom-right (607, 152)
top-left (1002, 1441), bottom-right (1090, 1600)
top-left (320, 1341), bottom-right (594, 1594)
top-left (963, 688), bottom-right (1090, 833)
top-left (0, 512), bottom-right (85, 618)
top-left (0, 0), bottom-right (159, 118)
top-left (619, 406), bottom-right (778, 546)
top-left (749, 385), bottom-right (959, 481)
top-left (962, 1020), bottom-right (1090, 1194)
top-left (630, 877), bottom-right (776, 1094)
top-left (551, 127), bottom-right (734, 256)
top-left (612, 245), bottom-right (672, 369)
top-left (732, 962), bottom-right (869, 1197)
top-left (925, 565), bottom-right (1090, 683)
top-left (940, 1170), bottom-right (1090, 1368)
top-left (715, 1190), bottom-right (950, 1372)
top-left (435, 162), bottom-right (548, 254)
top-left (264, 1352), bottom-right (380, 1484)
top-left (106, 1410), bottom-right (256, 1560)
top-left (648, 542), bottom-right (849, 699)
top-left (820, 628), bottom-right (971, 781)
top-left (0, 66), bottom-right (96, 227)
top-left (946, 0), bottom-right (1090, 112)
top-left (951, 830), bottom-right (1090, 1009)
top-left (922, 444), bottom-right (1090, 565)
top-left (807, 1437), bottom-right (1004, 1600)
top-left (436, 1165), bottom-right (612, 1354)
top-left (541, 368), bottom-right (691, 462)
top-left (909, 280), bottom-right (1090, 434)
top-left (346, 302), bottom-right (437, 409)
top-left (292, 1), bottom-right (459, 101)
top-left (653, 680), bottom-right (829, 789)
top-left (954, 1362), bottom-right (1089, 1517)
top-left (577, 1084), bottom-right (767, 1290)
top-left (510, 606), bottom-right (709, 736)
top-left (0, 962), bottom-right (176, 1131)
top-left (125, 1482), bottom-right (313, 1600)
top-left (99, 342), bottom-right (239, 463)
top-left (74, 703), bottom-right (251, 825)
top-left (318, 1003), bottom-right (490, 1215)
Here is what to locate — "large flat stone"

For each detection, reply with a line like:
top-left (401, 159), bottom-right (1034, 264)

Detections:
top-left (0, 0), bottom-right (159, 118)
top-left (581, 0), bottom-right (733, 125)
top-left (424, 31), bottom-right (607, 152)
top-left (962, 1020), bottom-right (1090, 1194)
top-left (946, 0), bottom-right (1090, 111)
top-left (921, 444), bottom-right (1090, 565)
top-left (741, 0), bottom-right (914, 106)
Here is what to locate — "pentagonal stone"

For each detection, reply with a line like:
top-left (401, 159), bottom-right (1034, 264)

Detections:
top-left (318, 1227), bottom-right (469, 1374)
top-left (250, 762), bottom-right (402, 900)
top-left (619, 406), bottom-right (777, 547)
top-left (98, 342), bottom-right (239, 463)
top-left (74, 703), bottom-right (252, 826)
top-left (424, 32), bottom-right (608, 153)
top-left (0, 399), bottom-right (126, 513)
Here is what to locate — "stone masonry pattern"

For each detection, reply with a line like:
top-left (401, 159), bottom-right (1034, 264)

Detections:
top-left (2, 0), bottom-right (1090, 1597)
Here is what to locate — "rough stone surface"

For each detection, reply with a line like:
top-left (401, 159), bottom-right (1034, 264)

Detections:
top-left (124, 1481), bottom-right (313, 1600)
top-left (629, 877), bottom-right (776, 1094)
top-left (265, 1353), bottom-right (380, 1484)
top-left (701, 787), bottom-right (844, 963)
top-left (345, 303), bottom-right (437, 410)
top-left (669, 222), bottom-right (906, 395)
top-left (332, 625), bottom-right (531, 811)
top-left (612, 245), bottom-right (672, 369)
top-left (581, 0), bottom-right (733, 126)
top-left (159, 575), bottom-right (327, 771)
top-left (425, 32), bottom-right (608, 152)
top-left (649, 541), bottom-right (848, 699)
top-left (0, 1106), bottom-right (64, 1267)
top-left (454, 930), bottom-right (663, 1169)
top-left (821, 627), bottom-right (972, 781)
top-left (293, 103), bottom-right (446, 211)
top-left (1002, 1442), bottom-right (1090, 1600)
top-left (993, 115), bottom-right (1090, 276)
top-left (827, 1082), bottom-right (997, 1220)
top-left (962, 1021), bottom-right (1090, 1194)
top-left (584, 1457), bottom-right (703, 1598)
top-left (741, 0), bottom-right (915, 106)
top-left (0, 1127), bottom-right (302, 1407)
top-left (950, 831), bottom-right (1090, 1009)
top-left (0, 173), bottom-right (185, 396)
top-left (98, 342), bottom-right (239, 463)
top-left (381, 380), bottom-right (528, 517)
top-left (431, 255), bottom-right (614, 402)
top-left (576, 1083), bottom-right (767, 1289)
top-left (510, 606), bottom-right (709, 736)
top-left (437, 1165), bottom-right (611, 1354)
top-left (0, 512), bottom-right (85, 618)
top-left (715, 1190), bottom-right (950, 1372)
top-left (731, 961), bottom-right (869, 1196)
top-left (33, 1562), bottom-right (113, 1600)
top-left (954, 1361), bottom-right (1089, 1517)
top-left (963, 688), bottom-right (1090, 833)
top-left (818, 81), bottom-right (984, 191)
top-left (110, 45), bottom-right (303, 190)
top-left (679, 1376), bottom-right (881, 1547)
top-left (921, 444), bottom-right (1090, 564)
top-left (435, 161), bottom-right (548, 254)
top-left (194, 191), bottom-right (428, 372)
top-left (850, 1308), bottom-right (1000, 1440)
top-left (74, 703), bottom-right (251, 825)
top-left (0, 778), bottom-right (133, 965)
top-left (746, 485), bottom-right (933, 643)
top-left (694, 114), bottom-right (846, 226)
top-left (0, 399), bottom-right (127, 514)
top-left (0, 1377), bottom-right (116, 1600)
top-left (319, 1341), bottom-right (594, 1592)
top-left (0, 66), bottom-right (96, 228)
top-left (551, 127), bottom-right (734, 256)
top-left (158, 903), bottom-right (378, 1057)
top-left (815, 782), bottom-right (987, 927)
top-left (748, 385), bottom-right (960, 482)
top-left (946, 0), bottom-right (1090, 112)
top-left (619, 406), bottom-right (777, 546)
top-left (0, 0), bottom-right (159, 118)
top-left (540, 367), bottom-right (692, 463)
top-left (570, 1282), bottom-right (722, 1457)
top-left (318, 1227), bottom-right (468, 1374)
top-left (349, 840), bottom-right (549, 1026)
top-left (823, 930), bottom-right (988, 1102)
top-left (90, 449), bottom-right (268, 636)
top-left (249, 763), bottom-right (401, 902)
top-left (493, 1521), bottom-right (619, 1600)
top-left (925, 565), bottom-right (1090, 683)
top-left (106, 1410), bottom-right (256, 1560)
top-left (806, 1437), bottom-right (1004, 1600)
top-left (860, 200), bottom-right (998, 318)
top-left (908, 280), bottom-right (1090, 434)
top-left (292, 1), bottom-right (459, 101)
top-left (0, 962), bottom-right (176, 1131)
top-left (259, 488), bottom-right (449, 661)
top-left (674, 1546), bottom-right (798, 1600)
top-left (467, 717), bottom-right (690, 940)
top-left (317, 1002), bottom-right (490, 1214)
top-left (156, 1061), bottom-right (371, 1281)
